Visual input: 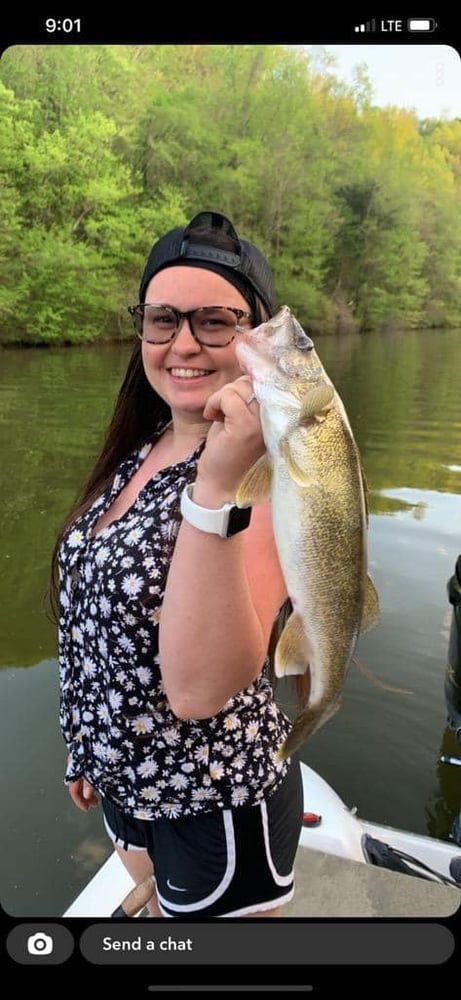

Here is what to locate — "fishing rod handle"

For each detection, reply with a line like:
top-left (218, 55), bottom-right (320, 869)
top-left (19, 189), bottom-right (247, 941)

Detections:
top-left (111, 875), bottom-right (156, 918)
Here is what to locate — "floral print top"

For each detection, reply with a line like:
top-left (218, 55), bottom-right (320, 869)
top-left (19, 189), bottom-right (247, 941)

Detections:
top-left (58, 421), bottom-right (292, 819)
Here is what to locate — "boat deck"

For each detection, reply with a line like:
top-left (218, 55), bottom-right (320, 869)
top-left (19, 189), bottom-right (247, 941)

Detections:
top-left (286, 845), bottom-right (460, 918)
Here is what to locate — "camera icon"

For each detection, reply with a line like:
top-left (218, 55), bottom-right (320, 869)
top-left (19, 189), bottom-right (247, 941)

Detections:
top-left (27, 932), bottom-right (54, 956)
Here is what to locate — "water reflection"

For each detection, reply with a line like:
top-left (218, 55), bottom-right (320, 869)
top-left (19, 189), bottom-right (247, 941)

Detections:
top-left (370, 491), bottom-right (428, 517)
top-left (425, 725), bottom-right (461, 844)
top-left (372, 486), bottom-right (461, 526)
top-left (317, 326), bottom-right (461, 497)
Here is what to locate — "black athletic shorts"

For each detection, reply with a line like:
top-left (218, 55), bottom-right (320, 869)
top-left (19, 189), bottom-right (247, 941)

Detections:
top-left (102, 757), bottom-right (303, 918)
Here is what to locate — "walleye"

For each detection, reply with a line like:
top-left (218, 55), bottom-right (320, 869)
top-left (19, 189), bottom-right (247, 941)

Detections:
top-left (235, 305), bottom-right (380, 761)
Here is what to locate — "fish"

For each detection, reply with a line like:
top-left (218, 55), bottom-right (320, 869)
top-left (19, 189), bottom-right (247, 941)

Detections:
top-left (235, 305), bottom-right (380, 761)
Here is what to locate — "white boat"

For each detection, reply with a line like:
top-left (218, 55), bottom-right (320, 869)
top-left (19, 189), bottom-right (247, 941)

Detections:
top-left (64, 760), bottom-right (461, 918)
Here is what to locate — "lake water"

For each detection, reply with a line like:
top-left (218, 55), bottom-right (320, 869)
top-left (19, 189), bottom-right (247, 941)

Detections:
top-left (1, 329), bottom-right (461, 917)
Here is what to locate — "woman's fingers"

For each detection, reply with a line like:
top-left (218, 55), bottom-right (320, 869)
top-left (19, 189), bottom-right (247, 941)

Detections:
top-left (68, 777), bottom-right (99, 812)
top-left (83, 779), bottom-right (99, 808)
top-left (197, 377), bottom-right (265, 499)
top-left (203, 375), bottom-right (256, 421)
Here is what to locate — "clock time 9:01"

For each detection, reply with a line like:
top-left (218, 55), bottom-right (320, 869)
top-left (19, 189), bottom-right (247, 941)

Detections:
top-left (45, 18), bottom-right (82, 32)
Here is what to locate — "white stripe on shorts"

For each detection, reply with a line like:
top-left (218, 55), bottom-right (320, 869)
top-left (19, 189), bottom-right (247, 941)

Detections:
top-left (103, 814), bottom-right (146, 852)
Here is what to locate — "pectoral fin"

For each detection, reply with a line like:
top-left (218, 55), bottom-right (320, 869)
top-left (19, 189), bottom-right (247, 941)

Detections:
top-left (275, 611), bottom-right (311, 677)
top-left (236, 454), bottom-right (272, 507)
top-left (300, 384), bottom-right (334, 422)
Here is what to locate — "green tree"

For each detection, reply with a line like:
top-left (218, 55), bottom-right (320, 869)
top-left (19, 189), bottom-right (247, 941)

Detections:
top-left (1, 44), bottom-right (461, 342)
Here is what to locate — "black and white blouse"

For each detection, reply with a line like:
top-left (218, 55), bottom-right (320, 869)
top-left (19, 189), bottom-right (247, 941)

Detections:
top-left (58, 422), bottom-right (291, 819)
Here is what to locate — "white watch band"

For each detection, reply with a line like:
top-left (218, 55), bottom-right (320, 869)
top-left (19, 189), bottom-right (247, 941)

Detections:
top-left (180, 483), bottom-right (236, 538)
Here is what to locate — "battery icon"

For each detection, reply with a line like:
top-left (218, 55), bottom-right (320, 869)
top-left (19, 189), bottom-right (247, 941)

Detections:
top-left (407, 18), bottom-right (437, 31)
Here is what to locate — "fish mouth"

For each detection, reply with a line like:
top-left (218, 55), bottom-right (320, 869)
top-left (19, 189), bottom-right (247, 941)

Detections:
top-left (235, 337), bottom-right (275, 379)
top-left (237, 306), bottom-right (314, 356)
top-left (267, 307), bottom-right (315, 352)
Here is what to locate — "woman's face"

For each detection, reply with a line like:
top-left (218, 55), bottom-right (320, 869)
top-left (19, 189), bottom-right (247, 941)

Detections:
top-left (140, 266), bottom-right (251, 416)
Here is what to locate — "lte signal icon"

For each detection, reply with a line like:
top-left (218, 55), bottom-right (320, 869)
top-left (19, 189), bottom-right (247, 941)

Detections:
top-left (355, 19), bottom-right (377, 32)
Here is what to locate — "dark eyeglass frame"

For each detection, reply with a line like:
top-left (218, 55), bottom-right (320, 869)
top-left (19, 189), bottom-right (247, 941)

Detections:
top-left (127, 303), bottom-right (253, 347)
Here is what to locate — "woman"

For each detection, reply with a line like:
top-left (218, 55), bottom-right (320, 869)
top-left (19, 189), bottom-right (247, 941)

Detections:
top-left (51, 210), bottom-right (303, 918)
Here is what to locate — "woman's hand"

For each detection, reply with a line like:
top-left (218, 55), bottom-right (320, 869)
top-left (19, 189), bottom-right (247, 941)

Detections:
top-left (196, 375), bottom-right (265, 503)
top-left (68, 777), bottom-right (99, 812)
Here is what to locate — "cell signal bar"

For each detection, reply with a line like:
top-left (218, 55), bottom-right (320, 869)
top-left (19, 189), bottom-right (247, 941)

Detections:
top-left (354, 19), bottom-right (377, 32)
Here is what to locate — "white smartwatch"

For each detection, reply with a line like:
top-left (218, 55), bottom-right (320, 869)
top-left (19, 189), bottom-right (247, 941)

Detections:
top-left (180, 482), bottom-right (252, 538)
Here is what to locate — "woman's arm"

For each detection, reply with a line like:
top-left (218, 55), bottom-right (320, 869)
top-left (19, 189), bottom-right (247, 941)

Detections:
top-left (158, 380), bottom-right (287, 720)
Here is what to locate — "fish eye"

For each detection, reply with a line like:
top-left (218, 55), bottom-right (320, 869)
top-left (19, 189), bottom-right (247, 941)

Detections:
top-left (293, 321), bottom-right (314, 351)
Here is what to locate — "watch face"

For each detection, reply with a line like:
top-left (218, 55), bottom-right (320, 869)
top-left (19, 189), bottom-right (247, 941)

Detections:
top-left (226, 505), bottom-right (252, 537)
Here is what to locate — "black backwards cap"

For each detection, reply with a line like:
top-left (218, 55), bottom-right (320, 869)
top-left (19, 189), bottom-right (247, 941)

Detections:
top-left (138, 211), bottom-right (277, 315)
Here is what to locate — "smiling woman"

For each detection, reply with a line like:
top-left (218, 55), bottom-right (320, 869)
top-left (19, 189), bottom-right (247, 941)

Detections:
top-left (136, 266), bottom-right (255, 422)
top-left (48, 210), bottom-right (304, 919)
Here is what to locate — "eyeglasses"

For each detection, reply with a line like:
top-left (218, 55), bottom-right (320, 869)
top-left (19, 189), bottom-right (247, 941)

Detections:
top-left (128, 304), bottom-right (252, 347)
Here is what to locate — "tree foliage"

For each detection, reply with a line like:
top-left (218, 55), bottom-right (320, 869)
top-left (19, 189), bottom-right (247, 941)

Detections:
top-left (1, 44), bottom-right (460, 344)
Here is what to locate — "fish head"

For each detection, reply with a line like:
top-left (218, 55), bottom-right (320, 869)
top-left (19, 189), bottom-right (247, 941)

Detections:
top-left (236, 305), bottom-right (331, 412)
